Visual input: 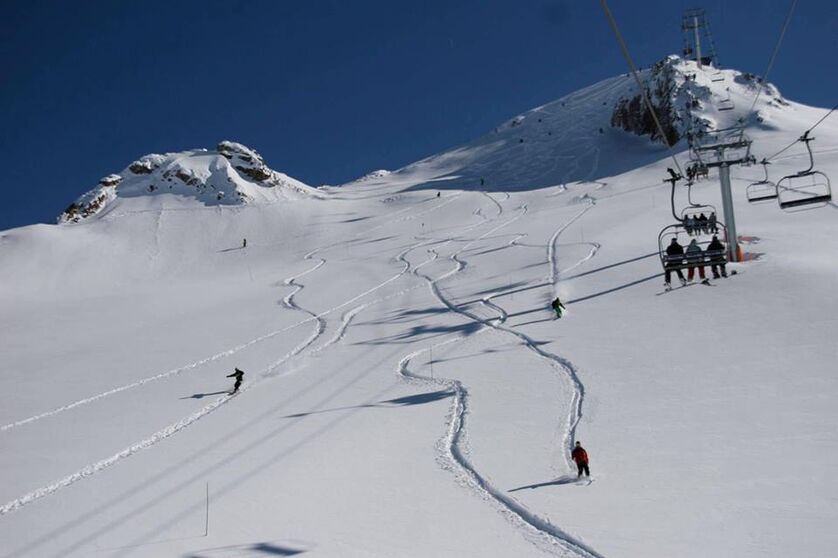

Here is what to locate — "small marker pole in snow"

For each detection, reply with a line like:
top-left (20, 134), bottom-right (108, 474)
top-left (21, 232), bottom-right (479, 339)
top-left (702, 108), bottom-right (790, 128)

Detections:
top-left (204, 482), bottom-right (209, 537)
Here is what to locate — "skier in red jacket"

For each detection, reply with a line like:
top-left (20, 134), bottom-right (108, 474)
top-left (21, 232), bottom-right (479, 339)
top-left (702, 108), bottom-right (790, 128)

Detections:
top-left (571, 441), bottom-right (590, 477)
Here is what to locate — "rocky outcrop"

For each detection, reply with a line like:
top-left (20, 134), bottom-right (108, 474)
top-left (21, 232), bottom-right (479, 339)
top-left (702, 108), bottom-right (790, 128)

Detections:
top-left (58, 141), bottom-right (314, 224)
top-left (61, 192), bottom-right (111, 223)
top-left (610, 57), bottom-right (682, 146)
top-left (99, 174), bottom-right (122, 187)
top-left (217, 141), bottom-right (273, 182)
top-left (128, 154), bottom-right (166, 175)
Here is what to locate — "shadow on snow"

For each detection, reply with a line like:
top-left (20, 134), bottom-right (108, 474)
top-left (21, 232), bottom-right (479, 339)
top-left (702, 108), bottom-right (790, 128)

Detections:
top-left (283, 389), bottom-right (455, 419)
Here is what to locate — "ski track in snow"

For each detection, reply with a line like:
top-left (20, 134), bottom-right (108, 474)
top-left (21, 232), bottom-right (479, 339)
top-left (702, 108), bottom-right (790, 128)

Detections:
top-left (1, 187), bottom-right (600, 557)
top-left (0, 195), bottom-right (460, 433)
top-left (548, 204), bottom-right (596, 285)
top-left (0, 244), bottom-right (333, 516)
top-left (397, 199), bottom-right (604, 557)
top-left (0, 201), bottom-right (468, 516)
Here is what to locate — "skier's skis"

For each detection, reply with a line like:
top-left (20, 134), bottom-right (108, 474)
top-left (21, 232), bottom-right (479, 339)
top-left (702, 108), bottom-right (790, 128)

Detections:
top-left (656, 282), bottom-right (695, 296)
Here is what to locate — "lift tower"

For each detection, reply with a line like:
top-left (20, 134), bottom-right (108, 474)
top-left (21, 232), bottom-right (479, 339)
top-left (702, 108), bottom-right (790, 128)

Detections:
top-left (689, 127), bottom-right (754, 262)
top-left (682, 8), bottom-right (719, 68)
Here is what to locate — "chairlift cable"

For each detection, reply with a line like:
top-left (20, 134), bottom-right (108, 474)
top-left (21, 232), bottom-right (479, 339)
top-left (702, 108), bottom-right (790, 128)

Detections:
top-left (764, 102), bottom-right (838, 161)
top-left (747, 0), bottom-right (798, 115)
top-left (599, 0), bottom-right (684, 177)
top-left (804, 102), bottom-right (838, 134)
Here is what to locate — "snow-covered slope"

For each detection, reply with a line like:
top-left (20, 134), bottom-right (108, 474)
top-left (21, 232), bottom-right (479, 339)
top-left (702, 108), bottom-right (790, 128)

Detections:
top-left (59, 140), bottom-right (320, 223)
top-left (2, 56), bottom-right (838, 558)
top-left (392, 56), bottom-right (789, 192)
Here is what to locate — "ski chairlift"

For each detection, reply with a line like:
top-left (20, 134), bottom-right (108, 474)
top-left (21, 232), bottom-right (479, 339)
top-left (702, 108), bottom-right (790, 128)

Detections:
top-left (718, 88), bottom-right (734, 112)
top-left (686, 159), bottom-right (710, 181)
top-left (658, 222), bottom-right (728, 274)
top-left (681, 204), bottom-right (717, 222)
top-left (746, 159), bottom-right (777, 203)
top-left (680, 203), bottom-right (720, 236)
top-left (776, 132), bottom-right (832, 210)
top-left (693, 125), bottom-right (753, 165)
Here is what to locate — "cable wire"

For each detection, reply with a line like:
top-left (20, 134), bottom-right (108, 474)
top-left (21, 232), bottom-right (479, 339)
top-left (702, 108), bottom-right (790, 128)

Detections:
top-left (599, 0), bottom-right (683, 177)
top-left (764, 102), bottom-right (838, 161)
top-left (747, 0), bottom-right (798, 115)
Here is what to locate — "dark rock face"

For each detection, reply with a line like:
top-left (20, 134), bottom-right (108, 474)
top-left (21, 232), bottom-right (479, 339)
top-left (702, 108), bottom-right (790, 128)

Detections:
top-left (129, 161), bottom-right (154, 174)
top-left (128, 154), bottom-right (166, 175)
top-left (62, 192), bottom-right (109, 223)
top-left (235, 165), bottom-right (272, 181)
top-left (610, 59), bottom-right (681, 146)
top-left (99, 174), bottom-right (122, 187)
top-left (217, 141), bottom-right (273, 183)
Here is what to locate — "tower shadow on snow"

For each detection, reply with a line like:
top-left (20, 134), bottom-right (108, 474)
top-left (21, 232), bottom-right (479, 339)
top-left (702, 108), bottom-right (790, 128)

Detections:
top-left (184, 540), bottom-right (310, 557)
top-left (283, 389), bottom-right (455, 419)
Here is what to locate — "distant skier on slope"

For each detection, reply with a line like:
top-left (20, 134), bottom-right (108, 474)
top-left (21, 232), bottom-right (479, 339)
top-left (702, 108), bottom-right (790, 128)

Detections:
top-left (551, 297), bottom-right (566, 319)
top-left (227, 368), bottom-right (244, 394)
top-left (571, 441), bottom-right (590, 478)
top-left (242, 238), bottom-right (247, 249)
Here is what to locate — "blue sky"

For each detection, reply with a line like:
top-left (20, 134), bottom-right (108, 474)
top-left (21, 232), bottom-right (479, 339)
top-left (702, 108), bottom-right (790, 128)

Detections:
top-left (2, 0), bottom-right (836, 229)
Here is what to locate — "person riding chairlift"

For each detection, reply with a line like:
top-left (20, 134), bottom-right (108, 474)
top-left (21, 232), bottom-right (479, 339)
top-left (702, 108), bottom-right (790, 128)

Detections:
top-left (706, 235), bottom-right (728, 279)
top-left (696, 213), bottom-right (709, 235)
top-left (686, 239), bottom-right (709, 284)
top-left (708, 212), bottom-right (718, 234)
top-left (684, 215), bottom-right (696, 236)
top-left (664, 238), bottom-right (687, 289)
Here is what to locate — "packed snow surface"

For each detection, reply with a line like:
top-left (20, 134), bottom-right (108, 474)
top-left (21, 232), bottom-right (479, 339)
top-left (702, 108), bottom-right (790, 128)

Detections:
top-left (1, 58), bottom-right (837, 557)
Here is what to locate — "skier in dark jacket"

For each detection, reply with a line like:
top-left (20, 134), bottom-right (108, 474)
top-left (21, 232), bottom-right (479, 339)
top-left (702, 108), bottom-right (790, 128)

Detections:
top-left (571, 441), bottom-right (590, 477)
top-left (227, 368), bottom-right (244, 394)
top-left (706, 236), bottom-right (728, 278)
top-left (551, 297), bottom-right (566, 319)
top-left (664, 238), bottom-right (687, 289)
top-left (697, 213), bottom-right (709, 234)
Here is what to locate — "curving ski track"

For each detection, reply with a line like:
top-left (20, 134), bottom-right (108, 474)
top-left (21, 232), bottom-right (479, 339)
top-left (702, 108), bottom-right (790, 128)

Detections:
top-left (397, 200), bottom-right (604, 557)
top-left (4, 188), bottom-right (602, 558)
top-left (0, 227), bottom-right (453, 516)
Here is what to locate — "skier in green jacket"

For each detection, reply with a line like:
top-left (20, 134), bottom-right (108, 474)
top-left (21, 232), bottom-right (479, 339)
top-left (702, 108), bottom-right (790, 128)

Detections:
top-left (551, 297), bottom-right (566, 319)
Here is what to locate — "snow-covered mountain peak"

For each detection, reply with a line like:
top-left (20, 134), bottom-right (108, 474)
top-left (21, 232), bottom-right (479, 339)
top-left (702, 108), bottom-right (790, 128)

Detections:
top-left (395, 55), bottom-right (791, 192)
top-left (59, 141), bottom-right (320, 224)
top-left (610, 55), bottom-right (787, 143)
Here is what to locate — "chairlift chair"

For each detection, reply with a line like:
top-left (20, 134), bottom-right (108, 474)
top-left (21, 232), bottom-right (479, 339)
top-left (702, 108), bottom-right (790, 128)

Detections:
top-left (718, 88), bottom-right (734, 112)
top-left (658, 222), bottom-right (728, 274)
top-left (776, 132), bottom-right (833, 210)
top-left (746, 159), bottom-right (777, 203)
top-left (686, 159), bottom-right (710, 181)
top-left (680, 204), bottom-right (717, 222)
top-left (680, 202), bottom-right (720, 236)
